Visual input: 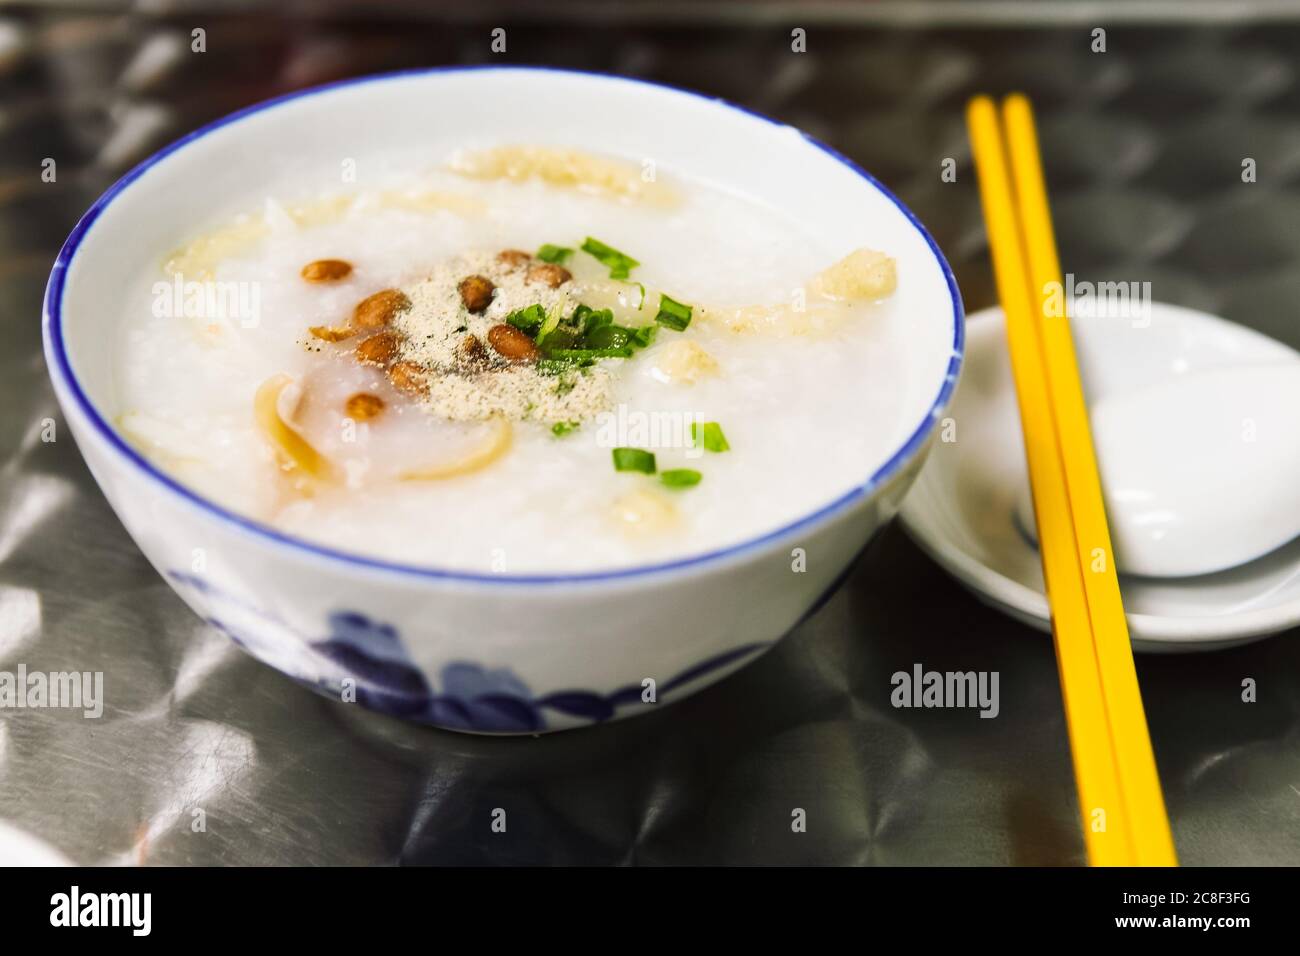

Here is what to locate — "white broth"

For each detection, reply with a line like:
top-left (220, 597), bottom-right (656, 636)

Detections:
top-left (114, 151), bottom-right (918, 573)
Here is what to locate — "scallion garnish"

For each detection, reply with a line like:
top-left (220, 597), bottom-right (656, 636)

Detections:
top-left (535, 309), bottom-right (561, 345)
top-left (580, 323), bottom-right (631, 349)
top-left (573, 304), bottom-right (614, 336)
top-left (660, 468), bottom-right (702, 488)
top-left (551, 421), bottom-right (579, 437)
top-left (547, 347), bottom-right (635, 361)
top-left (655, 294), bottom-right (693, 332)
top-left (506, 303), bottom-right (547, 333)
top-left (540, 326), bottom-right (582, 351)
top-left (534, 303), bottom-right (658, 364)
top-left (581, 237), bottom-right (639, 280)
top-left (537, 244), bottom-right (573, 264)
top-left (612, 447), bottom-right (656, 474)
top-left (692, 422), bottom-right (730, 453)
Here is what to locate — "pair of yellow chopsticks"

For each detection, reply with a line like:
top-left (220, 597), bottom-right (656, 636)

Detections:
top-left (966, 95), bottom-right (1177, 866)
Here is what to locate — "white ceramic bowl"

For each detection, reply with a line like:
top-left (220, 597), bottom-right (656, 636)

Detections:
top-left (42, 67), bottom-right (963, 732)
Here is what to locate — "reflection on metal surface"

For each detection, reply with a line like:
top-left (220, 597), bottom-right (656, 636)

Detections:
top-left (0, 586), bottom-right (41, 657)
top-left (0, 473), bottom-right (77, 564)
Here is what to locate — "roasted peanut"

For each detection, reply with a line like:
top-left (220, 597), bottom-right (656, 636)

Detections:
top-left (457, 334), bottom-right (488, 367)
top-left (388, 360), bottom-right (429, 394)
top-left (525, 263), bottom-right (571, 288)
top-left (356, 331), bottom-right (401, 366)
top-left (496, 249), bottom-right (533, 270)
top-left (308, 324), bottom-right (354, 342)
top-left (301, 258), bottom-right (353, 282)
top-left (352, 289), bottom-right (410, 330)
top-left (345, 392), bottom-right (385, 420)
top-left (487, 323), bottom-right (540, 363)
top-left (458, 275), bottom-right (496, 314)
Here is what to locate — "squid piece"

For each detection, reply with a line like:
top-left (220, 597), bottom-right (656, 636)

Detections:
top-left (400, 417), bottom-right (513, 481)
top-left (254, 374), bottom-right (335, 487)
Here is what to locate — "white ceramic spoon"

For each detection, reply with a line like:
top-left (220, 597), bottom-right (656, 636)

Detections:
top-left (900, 302), bottom-right (1300, 650)
top-left (1016, 363), bottom-right (1300, 577)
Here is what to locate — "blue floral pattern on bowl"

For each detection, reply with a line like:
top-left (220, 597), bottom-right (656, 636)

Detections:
top-left (168, 570), bottom-right (766, 732)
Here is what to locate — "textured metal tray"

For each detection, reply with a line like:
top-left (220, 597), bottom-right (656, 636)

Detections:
top-left (1, 3), bottom-right (1298, 865)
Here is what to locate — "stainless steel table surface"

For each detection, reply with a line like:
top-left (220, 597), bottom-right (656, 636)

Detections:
top-left (0, 2), bottom-right (1297, 865)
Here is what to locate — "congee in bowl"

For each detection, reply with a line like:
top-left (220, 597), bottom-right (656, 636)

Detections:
top-left (46, 68), bottom-right (961, 730)
top-left (117, 144), bottom-right (921, 573)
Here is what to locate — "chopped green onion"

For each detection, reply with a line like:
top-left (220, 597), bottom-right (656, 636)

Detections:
top-left (547, 347), bottom-right (634, 361)
top-left (571, 304), bottom-right (614, 337)
top-left (539, 356), bottom-right (596, 374)
top-left (581, 237), bottom-right (639, 280)
top-left (537, 244), bottom-right (573, 264)
top-left (506, 303), bottom-right (547, 333)
top-left (612, 447), bottom-right (656, 474)
top-left (535, 303), bottom-right (659, 357)
top-left (534, 308), bottom-right (561, 345)
top-left (539, 326), bottom-right (582, 351)
top-left (655, 294), bottom-right (693, 332)
top-left (692, 421), bottom-right (730, 453)
top-left (581, 324), bottom-right (631, 350)
top-left (660, 468), bottom-right (702, 488)
top-left (551, 421), bottom-right (579, 437)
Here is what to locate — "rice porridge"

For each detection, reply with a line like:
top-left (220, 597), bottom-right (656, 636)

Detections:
top-left (115, 146), bottom-right (915, 573)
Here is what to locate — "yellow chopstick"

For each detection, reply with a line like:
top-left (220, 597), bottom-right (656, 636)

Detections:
top-left (966, 96), bottom-right (1176, 866)
top-left (966, 97), bottom-right (1132, 866)
top-left (1000, 95), bottom-right (1177, 867)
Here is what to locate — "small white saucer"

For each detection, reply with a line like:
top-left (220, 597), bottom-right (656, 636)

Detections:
top-left (900, 302), bottom-right (1300, 653)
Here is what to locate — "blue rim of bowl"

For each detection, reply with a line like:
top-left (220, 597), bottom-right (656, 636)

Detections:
top-left (43, 64), bottom-right (965, 586)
